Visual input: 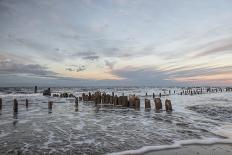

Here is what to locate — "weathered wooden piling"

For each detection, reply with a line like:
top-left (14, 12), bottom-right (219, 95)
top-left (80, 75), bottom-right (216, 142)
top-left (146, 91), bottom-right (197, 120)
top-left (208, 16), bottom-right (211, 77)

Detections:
top-left (154, 98), bottom-right (162, 110)
top-left (165, 99), bottom-right (172, 111)
top-left (0, 98), bottom-right (2, 110)
top-left (159, 93), bottom-right (161, 98)
top-left (48, 101), bottom-right (53, 110)
top-left (145, 99), bottom-right (151, 109)
top-left (113, 95), bottom-right (118, 105)
top-left (153, 93), bottom-right (155, 98)
top-left (13, 99), bottom-right (18, 113)
top-left (145, 92), bottom-right (147, 96)
top-left (34, 86), bottom-right (37, 93)
top-left (135, 97), bottom-right (140, 109)
top-left (26, 99), bottom-right (29, 108)
top-left (75, 97), bottom-right (78, 105)
top-left (43, 88), bottom-right (51, 96)
top-left (121, 96), bottom-right (128, 107)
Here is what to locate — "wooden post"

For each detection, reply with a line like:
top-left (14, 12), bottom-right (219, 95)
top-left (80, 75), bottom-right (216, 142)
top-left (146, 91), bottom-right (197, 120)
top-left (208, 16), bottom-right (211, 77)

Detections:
top-left (13, 99), bottom-right (18, 113)
top-left (159, 93), bottom-right (161, 98)
top-left (153, 93), bottom-right (155, 98)
top-left (145, 99), bottom-right (151, 109)
top-left (75, 97), bottom-right (78, 106)
top-left (165, 99), bottom-right (172, 111)
top-left (48, 101), bottom-right (53, 110)
top-left (135, 97), bottom-right (140, 109)
top-left (145, 92), bottom-right (147, 96)
top-left (0, 98), bottom-right (2, 110)
top-left (26, 99), bottom-right (29, 108)
top-left (34, 86), bottom-right (37, 93)
top-left (154, 98), bottom-right (162, 110)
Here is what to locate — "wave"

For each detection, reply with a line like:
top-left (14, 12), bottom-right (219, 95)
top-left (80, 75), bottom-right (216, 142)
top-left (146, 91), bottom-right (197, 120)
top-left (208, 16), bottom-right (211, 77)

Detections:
top-left (109, 124), bottom-right (232, 155)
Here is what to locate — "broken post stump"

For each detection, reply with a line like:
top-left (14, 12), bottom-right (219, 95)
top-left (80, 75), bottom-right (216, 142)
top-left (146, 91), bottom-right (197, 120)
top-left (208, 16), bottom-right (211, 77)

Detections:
top-left (154, 98), bottom-right (162, 110)
top-left (48, 101), bottom-right (53, 110)
top-left (26, 99), bottom-right (29, 108)
top-left (113, 95), bottom-right (118, 105)
top-left (165, 99), bottom-right (172, 111)
top-left (13, 99), bottom-right (18, 113)
top-left (43, 88), bottom-right (51, 96)
top-left (145, 99), bottom-right (151, 109)
top-left (34, 86), bottom-right (37, 93)
top-left (135, 97), bottom-right (140, 109)
top-left (75, 97), bottom-right (78, 107)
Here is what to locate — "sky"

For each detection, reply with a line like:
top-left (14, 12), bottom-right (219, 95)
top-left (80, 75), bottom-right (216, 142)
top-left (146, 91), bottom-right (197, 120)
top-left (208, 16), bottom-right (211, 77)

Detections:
top-left (0, 0), bottom-right (232, 87)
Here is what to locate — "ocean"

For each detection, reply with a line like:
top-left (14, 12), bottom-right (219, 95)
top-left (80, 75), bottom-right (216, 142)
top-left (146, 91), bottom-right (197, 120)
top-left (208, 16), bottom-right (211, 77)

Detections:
top-left (0, 86), bottom-right (232, 155)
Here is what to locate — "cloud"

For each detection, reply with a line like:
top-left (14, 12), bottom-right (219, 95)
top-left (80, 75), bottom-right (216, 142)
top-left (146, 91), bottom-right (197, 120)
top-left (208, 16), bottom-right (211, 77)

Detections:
top-left (65, 65), bottom-right (86, 72)
top-left (0, 55), bottom-right (57, 77)
top-left (82, 55), bottom-right (99, 61)
top-left (193, 38), bottom-right (232, 58)
top-left (111, 66), bottom-right (178, 86)
top-left (105, 60), bottom-right (116, 69)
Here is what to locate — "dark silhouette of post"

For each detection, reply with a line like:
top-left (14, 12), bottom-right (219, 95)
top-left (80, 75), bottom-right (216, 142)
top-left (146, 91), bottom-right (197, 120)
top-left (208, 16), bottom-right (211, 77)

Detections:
top-left (48, 101), bottom-right (53, 111)
top-left (154, 98), bottom-right (162, 110)
top-left (13, 99), bottom-right (18, 113)
top-left (165, 99), bottom-right (172, 111)
top-left (34, 86), bottom-right (38, 93)
top-left (26, 99), bottom-right (29, 108)
top-left (145, 99), bottom-right (151, 109)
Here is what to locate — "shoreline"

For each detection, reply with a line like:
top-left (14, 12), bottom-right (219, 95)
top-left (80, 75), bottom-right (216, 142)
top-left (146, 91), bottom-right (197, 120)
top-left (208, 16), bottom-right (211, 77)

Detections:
top-left (109, 138), bottom-right (232, 155)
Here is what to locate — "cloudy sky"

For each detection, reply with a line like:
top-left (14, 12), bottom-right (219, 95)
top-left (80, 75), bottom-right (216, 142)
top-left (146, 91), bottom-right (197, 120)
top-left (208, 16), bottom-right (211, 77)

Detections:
top-left (0, 0), bottom-right (232, 86)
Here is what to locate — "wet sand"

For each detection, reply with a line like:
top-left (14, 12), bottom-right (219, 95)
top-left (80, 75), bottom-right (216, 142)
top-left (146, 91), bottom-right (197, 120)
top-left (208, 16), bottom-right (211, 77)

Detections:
top-left (145, 143), bottom-right (232, 155)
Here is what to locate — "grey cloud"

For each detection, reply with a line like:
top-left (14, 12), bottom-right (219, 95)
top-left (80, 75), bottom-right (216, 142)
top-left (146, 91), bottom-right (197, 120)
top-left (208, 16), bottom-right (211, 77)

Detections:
top-left (192, 38), bottom-right (232, 58)
top-left (0, 55), bottom-right (57, 77)
top-left (111, 67), bottom-right (178, 86)
top-left (0, 58), bottom-right (57, 77)
top-left (65, 68), bottom-right (75, 71)
top-left (65, 65), bottom-right (86, 72)
top-left (168, 65), bottom-right (232, 79)
top-left (105, 60), bottom-right (116, 69)
top-left (82, 55), bottom-right (99, 61)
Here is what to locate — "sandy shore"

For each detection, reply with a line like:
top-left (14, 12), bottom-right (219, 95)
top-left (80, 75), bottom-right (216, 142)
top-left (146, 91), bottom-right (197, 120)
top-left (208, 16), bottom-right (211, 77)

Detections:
top-left (145, 143), bottom-right (232, 155)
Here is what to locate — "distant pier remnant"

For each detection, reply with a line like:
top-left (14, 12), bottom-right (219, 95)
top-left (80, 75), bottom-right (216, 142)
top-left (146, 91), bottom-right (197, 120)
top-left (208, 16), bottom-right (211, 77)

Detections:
top-left (145, 99), bottom-right (151, 109)
top-left (26, 99), bottom-right (29, 108)
top-left (13, 99), bottom-right (18, 113)
top-left (43, 88), bottom-right (51, 96)
top-left (154, 98), bottom-right (162, 110)
top-left (34, 86), bottom-right (38, 93)
top-left (153, 93), bottom-right (155, 98)
top-left (0, 98), bottom-right (2, 110)
top-left (165, 99), bottom-right (172, 111)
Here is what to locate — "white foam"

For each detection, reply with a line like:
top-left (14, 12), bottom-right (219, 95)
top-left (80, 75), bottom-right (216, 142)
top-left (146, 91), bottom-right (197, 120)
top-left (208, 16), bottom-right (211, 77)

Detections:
top-left (108, 138), bottom-right (232, 155)
top-left (212, 124), bottom-right (232, 139)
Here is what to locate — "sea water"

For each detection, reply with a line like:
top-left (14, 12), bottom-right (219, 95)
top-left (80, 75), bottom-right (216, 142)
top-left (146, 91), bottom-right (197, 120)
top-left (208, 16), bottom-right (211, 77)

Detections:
top-left (0, 87), bottom-right (232, 155)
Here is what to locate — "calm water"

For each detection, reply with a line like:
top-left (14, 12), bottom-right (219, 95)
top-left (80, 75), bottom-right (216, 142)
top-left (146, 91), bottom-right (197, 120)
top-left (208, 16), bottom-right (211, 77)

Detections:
top-left (0, 87), bottom-right (231, 155)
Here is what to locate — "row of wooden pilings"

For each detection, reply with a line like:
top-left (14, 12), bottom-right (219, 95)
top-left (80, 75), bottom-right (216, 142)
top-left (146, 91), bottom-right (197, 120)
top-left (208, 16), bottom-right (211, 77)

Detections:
top-left (0, 93), bottom-right (172, 113)
top-left (81, 92), bottom-right (172, 111)
top-left (0, 96), bottom-right (79, 113)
